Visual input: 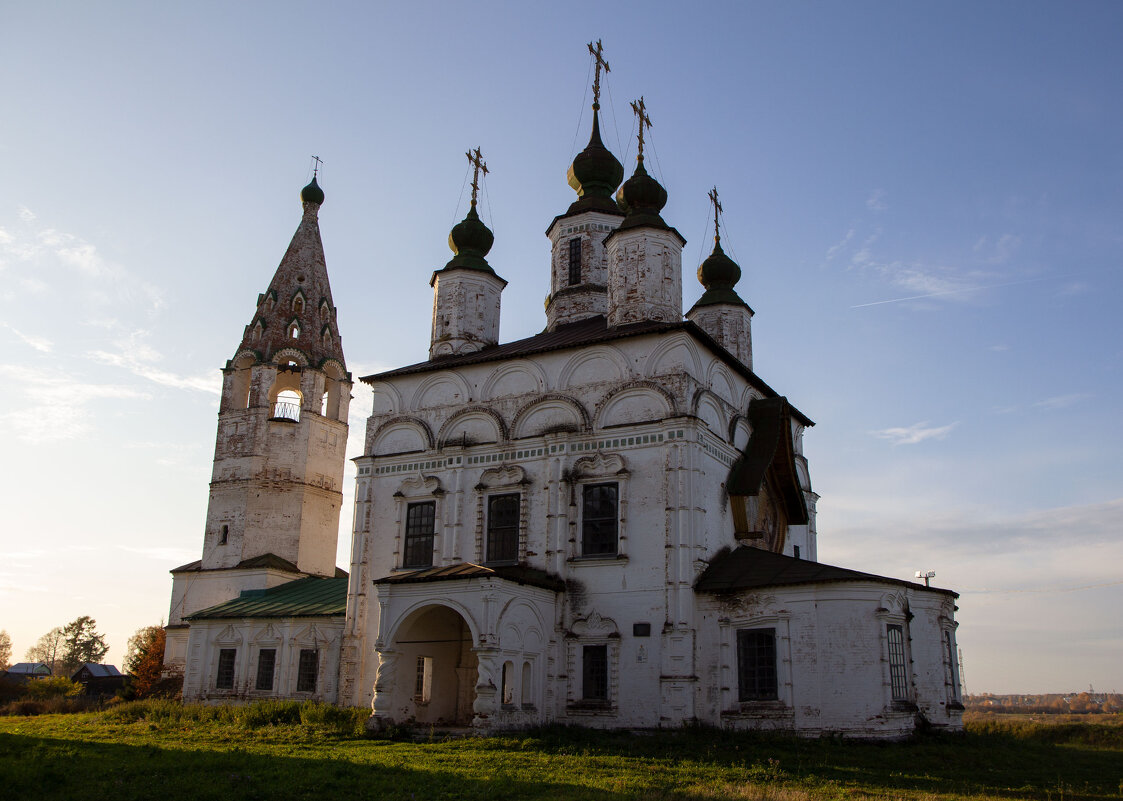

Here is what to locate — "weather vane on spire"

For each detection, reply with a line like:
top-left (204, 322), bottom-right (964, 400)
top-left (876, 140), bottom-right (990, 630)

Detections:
top-left (312, 155), bottom-right (323, 178)
top-left (587, 39), bottom-right (610, 109)
top-left (630, 96), bottom-right (652, 162)
top-left (466, 147), bottom-right (488, 207)
top-left (708, 186), bottom-right (723, 244)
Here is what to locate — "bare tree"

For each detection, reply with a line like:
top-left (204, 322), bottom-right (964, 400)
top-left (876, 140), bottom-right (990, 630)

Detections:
top-left (25, 627), bottom-right (65, 674)
top-left (0, 630), bottom-right (11, 670)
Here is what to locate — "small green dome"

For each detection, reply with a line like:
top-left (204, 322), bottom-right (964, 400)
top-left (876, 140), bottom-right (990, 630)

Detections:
top-left (444, 204), bottom-right (495, 272)
top-left (301, 176), bottom-right (325, 205)
top-left (566, 110), bottom-right (624, 215)
top-left (615, 160), bottom-right (668, 229)
top-left (699, 240), bottom-right (741, 289)
top-left (694, 239), bottom-right (749, 307)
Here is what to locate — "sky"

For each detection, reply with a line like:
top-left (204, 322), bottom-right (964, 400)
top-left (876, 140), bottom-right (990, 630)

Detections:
top-left (0, 1), bottom-right (1120, 694)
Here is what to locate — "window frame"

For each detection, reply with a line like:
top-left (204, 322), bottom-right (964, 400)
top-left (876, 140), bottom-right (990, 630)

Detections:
top-left (403, 501), bottom-right (436, 569)
top-left (567, 237), bottom-right (582, 285)
top-left (255, 648), bottom-right (276, 691)
top-left (296, 648), bottom-right (319, 693)
top-left (581, 482), bottom-right (619, 557)
top-left (736, 628), bottom-right (778, 702)
top-left (215, 648), bottom-right (236, 690)
top-left (886, 623), bottom-right (909, 701)
top-left (485, 492), bottom-right (520, 564)
top-left (581, 644), bottom-right (609, 702)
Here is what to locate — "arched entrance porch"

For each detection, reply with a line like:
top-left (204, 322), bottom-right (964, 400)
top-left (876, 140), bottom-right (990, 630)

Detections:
top-left (374, 604), bottom-right (478, 726)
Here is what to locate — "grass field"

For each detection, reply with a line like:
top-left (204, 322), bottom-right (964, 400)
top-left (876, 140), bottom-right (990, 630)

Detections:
top-left (2, 702), bottom-right (1121, 801)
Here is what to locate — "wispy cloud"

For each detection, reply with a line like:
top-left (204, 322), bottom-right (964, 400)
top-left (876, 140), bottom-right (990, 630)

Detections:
top-left (866, 189), bottom-right (887, 212)
top-left (0, 363), bottom-right (152, 443)
top-left (0, 206), bottom-right (164, 312)
top-left (0, 322), bottom-right (52, 352)
top-left (1032, 393), bottom-right (1091, 411)
top-left (869, 420), bottom-right (959, 446)
top-left (87, 329), bottom-right (220, 394)
top-left (850, 275), bottom-right (1050, 309)
top-left (989, 344), bottom-right (1009, 352)
top-left (824, 228), bottom-right (855, 263)
top-left (118, 545), bottom-right (198, 562)
top-left (973, 233), bottom-right (1021, 264)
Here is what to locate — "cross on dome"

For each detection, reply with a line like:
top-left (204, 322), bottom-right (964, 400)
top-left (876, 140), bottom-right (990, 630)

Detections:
top-left (708, 186), bottom-right (723, 244)
top-left (587, 39), bottom-right (610, 109)
top-left (466, 146), bottom-right (488, 207)
top-left (631, 96), bottom-right (652, 162)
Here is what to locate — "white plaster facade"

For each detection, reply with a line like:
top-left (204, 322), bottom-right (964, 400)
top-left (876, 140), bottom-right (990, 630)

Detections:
top-left (167, 97), bottom-right (962, 738)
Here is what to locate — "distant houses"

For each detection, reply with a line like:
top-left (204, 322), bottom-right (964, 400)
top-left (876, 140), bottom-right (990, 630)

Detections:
top-left (1, 662), bottom-right (126, 697)
top-left (70, 663), bottom-right (126, 696)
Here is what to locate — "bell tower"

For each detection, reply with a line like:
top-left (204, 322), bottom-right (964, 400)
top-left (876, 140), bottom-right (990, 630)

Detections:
top-left (202, 174), bottom-right (352, 578)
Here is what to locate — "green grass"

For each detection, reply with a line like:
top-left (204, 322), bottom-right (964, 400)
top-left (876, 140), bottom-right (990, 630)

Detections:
top-left (2, 704), bottom-right (1121, 800)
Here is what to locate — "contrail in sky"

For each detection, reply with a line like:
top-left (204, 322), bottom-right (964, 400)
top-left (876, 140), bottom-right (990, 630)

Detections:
top-left (850, 276), bottom-right (1054, 308)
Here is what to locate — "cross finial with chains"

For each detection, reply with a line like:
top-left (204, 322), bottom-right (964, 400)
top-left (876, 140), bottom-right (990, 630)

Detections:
top-left (587, 39), bottom-right (610, 109)
top-left (312, 155), bottom-right (323, 178)
top-left (631, 96), bottom-right (652, 162)
top-left (465, 147), bottom-right (488, 207)
top-left (708, 186), bottom-right (723, 244)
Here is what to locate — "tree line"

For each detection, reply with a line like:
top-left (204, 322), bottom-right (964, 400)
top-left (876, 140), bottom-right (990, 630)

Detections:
top-left (1, 620), bottom-right (167, 700)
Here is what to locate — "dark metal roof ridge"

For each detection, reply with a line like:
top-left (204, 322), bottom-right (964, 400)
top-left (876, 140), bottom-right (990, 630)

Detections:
top-left (359, 316), bottom-right (813, 426)
top-left (695, 546), bottom-right (958, 597)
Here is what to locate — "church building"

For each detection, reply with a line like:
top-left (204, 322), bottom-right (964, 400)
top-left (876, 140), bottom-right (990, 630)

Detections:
top-left (164, 50), bottom-right (963, 738)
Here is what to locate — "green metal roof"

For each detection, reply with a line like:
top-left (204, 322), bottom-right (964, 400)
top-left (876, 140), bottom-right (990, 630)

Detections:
top-left (186, 576), bottom-right (347, 620)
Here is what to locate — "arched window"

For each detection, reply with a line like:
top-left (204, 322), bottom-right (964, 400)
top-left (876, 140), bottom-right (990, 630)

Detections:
top-left (219, 524), bottom-right (229, 545)
top-left (272, 389), bottom-right (302, 422)
top-left (521, 661), bottom-right (532, 707)
top-left (320, 391), bottom-right (329, 416)
top-left (293, 295), bottom-right (304, 315)
top-left (501, 661), bottom-right (515, 705)
top-left (289, 322), bottom-right (300, 339)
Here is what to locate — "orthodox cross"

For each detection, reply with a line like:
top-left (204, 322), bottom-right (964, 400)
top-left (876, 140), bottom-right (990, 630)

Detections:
top-left (587, 39), bottom-right (610, 108)
top-left (708, 186), bottom-right (723, 244)
top-left (312, 155), bottom-right (323, 178)
top-left (466, 147), bottom-right (488, 207)
top-left (631, 96), bottom-right (652, 161)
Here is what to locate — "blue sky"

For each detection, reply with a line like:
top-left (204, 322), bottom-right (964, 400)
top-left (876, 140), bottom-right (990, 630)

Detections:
top-left (1, 1), bottom-right (1120, 693)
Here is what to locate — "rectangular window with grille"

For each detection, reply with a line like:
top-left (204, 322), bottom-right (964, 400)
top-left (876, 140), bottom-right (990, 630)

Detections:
top-left (736, 628), bottom-right (778, 701)
top-left (582, 644), bottom-right (608, 701)
top-left (582, 483), bottom-right (618, 556)
top-left (255, 648), bottom-right (276, 691)
top-left (215, 648), bottom-right (236, 690)
top-left (296, 649), bottom-right (319, 693)
top-left (404, 501), bottom-right (435, 568)
top-left (887, 624), bottom-right (909, 700)
top-left (568, 238), bottom-right (582, 285)
top-left (486, 493), bottom-right (520, 563)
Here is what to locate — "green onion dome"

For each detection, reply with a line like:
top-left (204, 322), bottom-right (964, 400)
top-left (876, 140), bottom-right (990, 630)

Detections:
top-left (565, 109), bottom-right (625, 215)
top-left (615, 159), bottom-right (669, 230)
top-left (444, 204), bottom-right (495, 272)
top-left (695, 239), bottom-right (748, 307)
top-left (301, 176), bottom-right (325, 205)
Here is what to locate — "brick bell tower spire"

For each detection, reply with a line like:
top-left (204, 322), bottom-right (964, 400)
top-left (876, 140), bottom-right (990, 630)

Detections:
top-left (208, 168), bottom-right (351, 577)
top-left (164, 169), bottom-right (353, 675)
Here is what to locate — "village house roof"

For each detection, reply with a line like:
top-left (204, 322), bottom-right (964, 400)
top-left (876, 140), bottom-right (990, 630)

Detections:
top-left (362, 315), bottom-right (814, 427)
top-left (71, 663), bottom-right (123, 679)
top-left (185, 576), bottom-right (348, 620)
top-left (5, 662), bottom-right (51, 676)
top-left (695, 546), bottom-right (958, 597)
